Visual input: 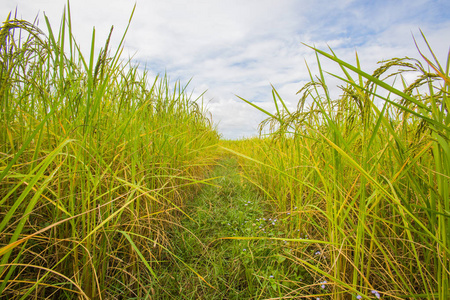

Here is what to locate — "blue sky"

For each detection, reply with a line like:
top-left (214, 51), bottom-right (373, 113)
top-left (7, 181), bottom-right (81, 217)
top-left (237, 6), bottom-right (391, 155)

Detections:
top-left (2, 0), bottom-right (449, 139)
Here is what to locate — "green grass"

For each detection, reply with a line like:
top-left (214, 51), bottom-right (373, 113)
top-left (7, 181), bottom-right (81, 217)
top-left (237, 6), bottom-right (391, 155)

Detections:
top-left (154, 156), bottom-right (270, 299)
top-left (154, 156), bottom-right (323, 299)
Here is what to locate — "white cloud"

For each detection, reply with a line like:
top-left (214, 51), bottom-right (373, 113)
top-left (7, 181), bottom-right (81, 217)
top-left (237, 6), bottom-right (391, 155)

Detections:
top-left (2, 0), bottom-right (449, 139)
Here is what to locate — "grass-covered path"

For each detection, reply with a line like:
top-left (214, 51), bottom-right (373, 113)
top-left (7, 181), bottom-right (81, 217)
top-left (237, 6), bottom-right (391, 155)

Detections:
top-left (153, 156), bottom-right (306, 299)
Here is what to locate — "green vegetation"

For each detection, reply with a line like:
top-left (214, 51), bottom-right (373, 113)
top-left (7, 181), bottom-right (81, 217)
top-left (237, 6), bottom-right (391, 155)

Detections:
top-left (227, 37), bottom-right (450, 299)
top-left (154, 156), bottom-right (327, 299)
top-left (1, 5), bottom-right (449, 300)
top-left (0, 7), bottom-right (218, 299)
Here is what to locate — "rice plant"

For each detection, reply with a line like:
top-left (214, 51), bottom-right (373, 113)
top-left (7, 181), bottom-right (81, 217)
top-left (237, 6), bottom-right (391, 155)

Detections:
top-left (0, 5), bottom-right (219, 299)
top-left (228, 35), bottom-right (449, 299)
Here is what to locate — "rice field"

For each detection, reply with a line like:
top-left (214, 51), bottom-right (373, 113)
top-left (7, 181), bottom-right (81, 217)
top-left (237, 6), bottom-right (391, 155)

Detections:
top-left (225, 39), bottom-right (450, 299)
top-left (0, 9), bottom-right (219, 299)
top-left (1, 7), bottom-right (449, 300)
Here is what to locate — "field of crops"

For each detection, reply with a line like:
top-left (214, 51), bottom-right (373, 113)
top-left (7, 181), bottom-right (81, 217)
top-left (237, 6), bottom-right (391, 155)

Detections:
top-left (225, 41), bottom-right (450, 299)
top-left (1, 8), bottom-right (449, 300)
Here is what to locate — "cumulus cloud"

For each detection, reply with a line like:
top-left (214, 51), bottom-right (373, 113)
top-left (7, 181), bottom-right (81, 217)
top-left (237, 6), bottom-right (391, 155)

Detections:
top-left (2, 0), bottom-right (449, 139)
